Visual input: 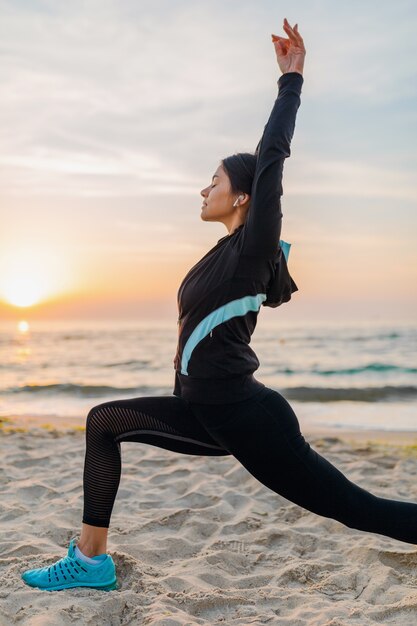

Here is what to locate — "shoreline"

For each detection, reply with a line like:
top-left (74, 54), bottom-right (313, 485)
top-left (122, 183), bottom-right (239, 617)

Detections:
top-left (1, 413), bottom-right (417, 449)
top-left (301, 425), bottom-right (417, 447)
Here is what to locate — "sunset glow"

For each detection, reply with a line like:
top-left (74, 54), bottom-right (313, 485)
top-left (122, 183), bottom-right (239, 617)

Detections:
top-left (1, 247), bottom-right (72, 309)
top-left (3, 274), bottom-right (45, 307)
top-left (0, 2), bottom-right (415, 323)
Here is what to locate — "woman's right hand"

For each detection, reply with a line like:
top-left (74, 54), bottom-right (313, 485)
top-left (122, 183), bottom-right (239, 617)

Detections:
top-left (271, 18), bottom-right (306, 76)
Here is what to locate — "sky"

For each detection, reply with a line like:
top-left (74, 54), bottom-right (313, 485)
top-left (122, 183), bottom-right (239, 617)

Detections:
top-left (0, 0), bottom-right (416, 325)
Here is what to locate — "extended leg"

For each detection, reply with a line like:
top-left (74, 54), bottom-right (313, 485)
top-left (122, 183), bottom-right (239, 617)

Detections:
top-left (190, 387), bottom-right (417, 545)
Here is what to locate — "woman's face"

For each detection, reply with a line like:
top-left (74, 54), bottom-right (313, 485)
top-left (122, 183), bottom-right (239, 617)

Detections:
top-left (200, 164), bottom-right (236, 223)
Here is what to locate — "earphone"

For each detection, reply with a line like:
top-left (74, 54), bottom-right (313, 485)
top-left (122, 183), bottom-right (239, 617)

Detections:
top-left (233, 195), bottom-right (244, 207)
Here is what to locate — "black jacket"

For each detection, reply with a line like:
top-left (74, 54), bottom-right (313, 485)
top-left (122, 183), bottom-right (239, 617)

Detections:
top-left (173, 71), bottom-right (304, 403)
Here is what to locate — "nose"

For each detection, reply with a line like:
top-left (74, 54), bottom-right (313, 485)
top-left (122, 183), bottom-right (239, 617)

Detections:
top-left (201, 187), bottom-right (208, 198)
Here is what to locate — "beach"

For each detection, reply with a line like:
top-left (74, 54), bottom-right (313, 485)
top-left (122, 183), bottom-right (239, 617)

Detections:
top-left (1, 0), bottom-right (416, 620)
top-left (1, 415), bottom-right (417, 626)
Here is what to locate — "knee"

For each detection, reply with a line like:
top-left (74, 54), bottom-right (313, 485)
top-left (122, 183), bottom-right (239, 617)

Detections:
top-left (86, 403), bottom-right (110, 432)
top-left (333, 486), bottom-right (378, 530)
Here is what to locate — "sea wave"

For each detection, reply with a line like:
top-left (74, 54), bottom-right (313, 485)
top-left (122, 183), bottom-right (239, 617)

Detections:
top-left (282, 385), bottom-right (417, 402)
top-left (4, 383), bottom-right (148, 397)
top-left (3, 382), bottom-right (417, 402)
top-left (274, 363), bottom-right (417, 376)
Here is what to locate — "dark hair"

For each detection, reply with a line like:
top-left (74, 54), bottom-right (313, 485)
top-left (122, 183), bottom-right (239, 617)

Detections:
top-left (221, 152), bottom-right (299, 309)
top-left (221, 152), bottom-right (257, 196)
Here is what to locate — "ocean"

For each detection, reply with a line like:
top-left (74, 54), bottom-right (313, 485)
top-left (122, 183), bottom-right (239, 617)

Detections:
top-left (0, 318), bottom-right (416, 432)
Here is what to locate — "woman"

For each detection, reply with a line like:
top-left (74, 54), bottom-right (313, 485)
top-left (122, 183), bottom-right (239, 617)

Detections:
top-left (21, 18), bottom-right (417, 592)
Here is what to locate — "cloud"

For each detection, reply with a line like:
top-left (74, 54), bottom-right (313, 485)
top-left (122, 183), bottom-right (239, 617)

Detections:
top-left (1, 0), bottom-right (416, 201)
top-left (285, 156), bottom-right (417, 201)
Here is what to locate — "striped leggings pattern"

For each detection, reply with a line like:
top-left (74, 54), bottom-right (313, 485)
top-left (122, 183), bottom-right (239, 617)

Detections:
top-left (81, 389), bottom-right (417, 545)
top-left (82, 395), bottom-right (229, 527)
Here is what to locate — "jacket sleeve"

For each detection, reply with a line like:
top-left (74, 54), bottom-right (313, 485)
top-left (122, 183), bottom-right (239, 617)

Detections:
top-left (241, 71), bottom-right (304, 258)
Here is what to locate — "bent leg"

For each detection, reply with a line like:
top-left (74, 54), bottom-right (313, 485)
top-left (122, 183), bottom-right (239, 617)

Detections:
top-left (83, 394), bottom-right (230, 528)
top-left (190, 388), bottom-right (417, 545)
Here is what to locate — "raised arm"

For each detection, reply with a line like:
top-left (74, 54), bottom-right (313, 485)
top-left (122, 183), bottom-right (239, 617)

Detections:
top-left (242, 19), bottom-right (306, 258)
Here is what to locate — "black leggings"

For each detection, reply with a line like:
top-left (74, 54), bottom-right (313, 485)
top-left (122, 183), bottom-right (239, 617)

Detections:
top-left (82, 386), bottom-right (417, 544)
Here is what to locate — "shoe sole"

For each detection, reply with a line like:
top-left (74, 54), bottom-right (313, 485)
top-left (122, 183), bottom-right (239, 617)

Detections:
top-left (23, 577), bottom-right (119, 592)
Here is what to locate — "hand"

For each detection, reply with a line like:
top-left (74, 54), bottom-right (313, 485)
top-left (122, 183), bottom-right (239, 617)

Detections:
top-left (271, 18), bottom-right (306, 76)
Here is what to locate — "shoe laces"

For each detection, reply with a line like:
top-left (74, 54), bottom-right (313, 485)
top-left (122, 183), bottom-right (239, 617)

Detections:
top-left (46, 553), bottom-right (88, 584)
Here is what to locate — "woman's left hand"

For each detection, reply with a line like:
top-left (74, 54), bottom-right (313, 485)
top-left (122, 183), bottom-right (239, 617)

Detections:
top-left (271, 18), bottom-right (306, 76)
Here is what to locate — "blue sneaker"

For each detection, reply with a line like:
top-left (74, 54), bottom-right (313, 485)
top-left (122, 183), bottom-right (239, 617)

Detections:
top-left (21, 538), bottom-right (118, 592)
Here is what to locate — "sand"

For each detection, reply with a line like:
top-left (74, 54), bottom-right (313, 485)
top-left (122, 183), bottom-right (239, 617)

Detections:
top-left (1, 414), bottom-right (417, 626)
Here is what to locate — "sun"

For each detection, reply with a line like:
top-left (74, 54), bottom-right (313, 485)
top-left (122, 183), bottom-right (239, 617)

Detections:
top-left (1, 245), bottom-right (72, 308)
top-left (4, 274), bottom-right (46, 307)
top-left (2, 260), bottom-right (50, 307)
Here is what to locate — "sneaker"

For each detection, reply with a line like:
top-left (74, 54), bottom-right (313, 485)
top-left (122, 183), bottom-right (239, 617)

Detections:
top-left (21, 538), bottom-right (118, 592)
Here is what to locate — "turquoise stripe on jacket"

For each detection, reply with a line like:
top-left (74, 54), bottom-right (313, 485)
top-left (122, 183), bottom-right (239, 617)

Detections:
top-left (180, 239), bottom-right (291, 375)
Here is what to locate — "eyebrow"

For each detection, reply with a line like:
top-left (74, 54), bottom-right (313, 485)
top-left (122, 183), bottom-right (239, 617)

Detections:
top-left (212, 174), bottom-right (219, 180)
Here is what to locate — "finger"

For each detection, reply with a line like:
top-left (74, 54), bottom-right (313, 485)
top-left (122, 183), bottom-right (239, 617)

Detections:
top-left (283, 24), bottom-right (298, 43)
top-left (283, 18), bottom-right (295, 39)
top-left (293, 23), bottom-right (304, 42)
top-left (283, 18), bottom-right (300, 44)
top-left (284, 24), bottom-right (304, 49)
top-left (271, 35), bottom-right (289, 50)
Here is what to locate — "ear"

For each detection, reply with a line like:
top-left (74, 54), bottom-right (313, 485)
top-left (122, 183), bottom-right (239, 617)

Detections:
top-left (234, 193), bottom-right (250, 208)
